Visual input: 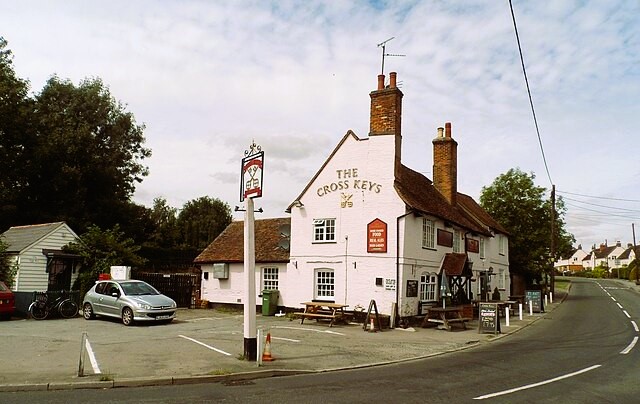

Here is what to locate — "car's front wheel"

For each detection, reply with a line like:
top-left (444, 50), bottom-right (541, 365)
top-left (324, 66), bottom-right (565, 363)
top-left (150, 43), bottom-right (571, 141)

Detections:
top-left (83, 303), bottom-right (95, 320)
top-left (122, 307), bottom-right (134, 326)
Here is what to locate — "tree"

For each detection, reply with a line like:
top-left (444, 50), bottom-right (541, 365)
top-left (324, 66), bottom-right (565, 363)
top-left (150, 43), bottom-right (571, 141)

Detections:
top-left (480, 168), bottom-right (575, 284)
top-left (0, 37), bottom-right (33, 230)
top-left (64, 225), bottom-right (147, 296)
top-left (0, 237), bottom-right (17, 287)
top-left (21, 76), bottom-right (151, 231)
top-left (176, 196), bottom-right (232, 250)
top-left (148, 197), bottom-right (180, 248)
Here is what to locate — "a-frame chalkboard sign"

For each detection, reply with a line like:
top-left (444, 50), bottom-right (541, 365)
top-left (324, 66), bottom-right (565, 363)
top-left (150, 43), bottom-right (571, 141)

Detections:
top-left (478, 302), bottom-right (501, 334)
top-left (363, 299), bottom-right (382, 332)
top-left (525, 290), bottom-right (544, 313)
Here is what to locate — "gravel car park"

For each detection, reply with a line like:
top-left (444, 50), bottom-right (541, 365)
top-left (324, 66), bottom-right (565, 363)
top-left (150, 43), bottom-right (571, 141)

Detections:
top-left (82, 279), bottom-right (177, 326)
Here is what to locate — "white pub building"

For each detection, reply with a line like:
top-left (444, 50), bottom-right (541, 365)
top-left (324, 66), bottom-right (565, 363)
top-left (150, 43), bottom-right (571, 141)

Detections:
top-left (196, 72), bottom-right (510, 321)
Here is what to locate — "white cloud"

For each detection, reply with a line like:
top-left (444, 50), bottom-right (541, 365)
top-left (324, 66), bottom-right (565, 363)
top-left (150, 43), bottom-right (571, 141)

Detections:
top-left (1, 0), bottom-right (639, 248)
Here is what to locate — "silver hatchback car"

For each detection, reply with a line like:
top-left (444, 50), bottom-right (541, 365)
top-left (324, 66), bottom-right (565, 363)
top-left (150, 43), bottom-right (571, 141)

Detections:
top-left (83, 280), bottom-right (177, 326)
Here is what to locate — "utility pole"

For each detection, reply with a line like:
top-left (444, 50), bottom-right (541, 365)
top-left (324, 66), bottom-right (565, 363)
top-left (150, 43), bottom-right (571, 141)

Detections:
top-left (633, 223), bottom-right (637, 284)
top-left (550, 185), bottom-right (556, 295)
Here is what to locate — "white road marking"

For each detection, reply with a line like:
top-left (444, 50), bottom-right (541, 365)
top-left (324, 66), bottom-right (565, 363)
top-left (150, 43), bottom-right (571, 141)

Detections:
top-left (183, 317), bottom-right (223, 322)
top-left (84, 338), bottom-right (101, 375)
top-left (273, 325), bottom-right (345, 336)
top-left (632, 321), bottom-right (639, 332)
top-left (611, 297), bottom-right (616, 302)
top-left (620, 336), bottom-right (638, 355)
top-left (623, 310), bottom-right (631, 319)
top-left (473, 365), bottom-right (601, 400)
top-left (617, 303), bottom-right (623, 309)
top-left (179, 334), bottom-right (232, 356)
top-left (272, 336), bottom-right (300, 343)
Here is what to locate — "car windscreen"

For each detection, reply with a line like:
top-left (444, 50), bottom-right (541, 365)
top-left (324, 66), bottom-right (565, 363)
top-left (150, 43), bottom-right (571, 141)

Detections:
top-left (120, 282), bottom-right (159, 296)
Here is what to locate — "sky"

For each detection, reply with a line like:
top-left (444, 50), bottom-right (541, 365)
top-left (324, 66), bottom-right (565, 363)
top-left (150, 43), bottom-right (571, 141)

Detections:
top-left (1, 0), bottom-right (639, 253)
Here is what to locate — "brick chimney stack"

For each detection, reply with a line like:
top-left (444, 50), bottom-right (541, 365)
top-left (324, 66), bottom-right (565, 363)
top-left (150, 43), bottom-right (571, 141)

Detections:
top-left (432, 122), bottom-right (458, 205)
top-left (370, 72), bottom-right (403, 175)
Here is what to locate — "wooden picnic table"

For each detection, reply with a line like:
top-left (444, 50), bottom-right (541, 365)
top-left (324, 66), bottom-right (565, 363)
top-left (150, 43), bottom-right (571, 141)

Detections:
top-left (293, 302), bottom-right (348, 327)
top-left (422, 306), bottom-right (471, 331)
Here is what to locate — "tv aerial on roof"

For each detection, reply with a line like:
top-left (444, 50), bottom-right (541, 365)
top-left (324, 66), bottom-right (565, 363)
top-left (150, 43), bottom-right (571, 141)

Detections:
top-left (377, 37), bottom-right (405, 76)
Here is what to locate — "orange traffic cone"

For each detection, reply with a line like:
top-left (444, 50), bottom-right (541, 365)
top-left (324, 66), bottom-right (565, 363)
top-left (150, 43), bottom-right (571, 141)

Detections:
top-left (368, 317), bottom-right (377, 333)
top-left (262, 332), bottom-right (274, 361)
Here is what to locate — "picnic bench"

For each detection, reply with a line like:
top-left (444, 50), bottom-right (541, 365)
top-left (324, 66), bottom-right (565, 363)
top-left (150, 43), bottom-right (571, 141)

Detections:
top-left (421, 306), bottom-right (471, 331)
top-left (293, 302), bottom-right (348, 327)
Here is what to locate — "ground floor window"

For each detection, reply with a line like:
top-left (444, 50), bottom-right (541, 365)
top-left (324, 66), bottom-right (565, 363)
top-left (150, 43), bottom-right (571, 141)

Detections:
top-left (314, 268), bottom-right (334, 300)
top-left (419, 273), bottom-right (437, 301)
top-left (262, 267), bottom-right (279, 290)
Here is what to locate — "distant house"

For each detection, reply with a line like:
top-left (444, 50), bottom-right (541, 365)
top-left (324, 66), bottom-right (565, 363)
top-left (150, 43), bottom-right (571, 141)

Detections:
top-left (554, 245), bottom-right (588, 273)
top-left (194, 218), bottom-right (290, 306)
top-left (1, 222), bottom-right (81, 292)
top-left (582, 241), bottom-right (626, 272)
top-left (617, 244), bottom-right (639, 268)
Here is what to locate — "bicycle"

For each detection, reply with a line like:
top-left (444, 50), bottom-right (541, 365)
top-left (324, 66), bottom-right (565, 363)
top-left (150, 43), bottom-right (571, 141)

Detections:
top-left (29, 291), bottom-right (79, 320)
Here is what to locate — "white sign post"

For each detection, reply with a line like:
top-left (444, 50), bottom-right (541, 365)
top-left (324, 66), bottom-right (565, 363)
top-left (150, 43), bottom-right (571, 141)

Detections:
top-left (240, 142), bottom-right (264, 361)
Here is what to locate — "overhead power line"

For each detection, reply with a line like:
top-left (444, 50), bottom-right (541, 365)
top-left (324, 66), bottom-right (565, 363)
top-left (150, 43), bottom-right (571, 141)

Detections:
top-left (557, 190), bottom-right (640, 203)
top-left (561, 196), bottom-right (640, 213)
top-left (508, 0), bottom-right (553, 186)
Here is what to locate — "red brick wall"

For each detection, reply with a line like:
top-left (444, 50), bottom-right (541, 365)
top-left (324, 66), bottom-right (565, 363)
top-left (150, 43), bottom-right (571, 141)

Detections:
top-left (432, 123), bottom-right (458, 205)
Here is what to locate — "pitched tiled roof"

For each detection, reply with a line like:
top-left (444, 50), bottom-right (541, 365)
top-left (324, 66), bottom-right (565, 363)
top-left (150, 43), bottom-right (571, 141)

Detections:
top-left (394, 165), bottom-right (505, 237)
top-left (1, 222), bottom-right (68, 253)
top-left (594, 245), bottom-right (618, 259)
top-left (457, 193), bottom-right (509, 235)
top-left (618, 246), bottom-right (639, 260)
top-left (194, 218), bottom-right (290, 264)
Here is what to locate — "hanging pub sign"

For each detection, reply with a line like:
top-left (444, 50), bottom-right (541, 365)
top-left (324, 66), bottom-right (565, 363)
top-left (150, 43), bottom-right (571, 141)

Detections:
top-left (367, 218), bottom-right (388, 253)
top-left (240, 141), bottom-right (264, 201)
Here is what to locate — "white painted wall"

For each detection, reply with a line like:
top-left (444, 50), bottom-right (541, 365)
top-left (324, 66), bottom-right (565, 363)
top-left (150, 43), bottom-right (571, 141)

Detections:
top-left (199, 132), bottom-right (510, 316)
top-left (200, 262), bottom-right (287, 306)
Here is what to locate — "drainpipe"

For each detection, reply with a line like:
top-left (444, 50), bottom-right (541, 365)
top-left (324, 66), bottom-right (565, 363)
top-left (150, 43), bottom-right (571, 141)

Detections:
top-left (344, 235), bottom-right (349, 306)
top-left (396, 210), bottom-right (414, 324)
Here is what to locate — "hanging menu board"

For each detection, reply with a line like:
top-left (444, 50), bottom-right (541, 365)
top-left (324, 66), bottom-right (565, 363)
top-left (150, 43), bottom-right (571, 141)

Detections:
top-left (478, 303), bottom-right (501, 334)
top-left (525, 290), bottom-right (544, 313)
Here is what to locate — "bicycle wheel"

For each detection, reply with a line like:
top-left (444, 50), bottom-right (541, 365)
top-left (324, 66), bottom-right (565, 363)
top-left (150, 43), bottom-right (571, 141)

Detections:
top-left (59, 299), bottom-right (79, 318)
top-left (30, 302), bottom-right (48, 320)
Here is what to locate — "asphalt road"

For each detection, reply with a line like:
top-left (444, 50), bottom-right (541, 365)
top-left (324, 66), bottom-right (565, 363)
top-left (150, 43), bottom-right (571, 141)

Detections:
top-left (2, 278), bottom-right (638, 403)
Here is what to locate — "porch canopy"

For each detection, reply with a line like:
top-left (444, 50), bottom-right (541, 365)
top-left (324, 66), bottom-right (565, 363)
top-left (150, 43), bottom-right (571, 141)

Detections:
top-left (439, 253), bottom-right (473, 305)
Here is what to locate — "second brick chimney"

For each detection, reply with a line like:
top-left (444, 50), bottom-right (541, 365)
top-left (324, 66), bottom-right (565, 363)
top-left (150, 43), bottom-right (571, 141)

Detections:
top-left (370, 72), bottom-right (403, 175)
top-left (432, 122), bottom-right (458, 205)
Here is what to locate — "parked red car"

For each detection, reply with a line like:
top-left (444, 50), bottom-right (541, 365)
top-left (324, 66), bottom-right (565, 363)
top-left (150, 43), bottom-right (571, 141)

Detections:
top-left (0, 281), bottom-right (16, 320)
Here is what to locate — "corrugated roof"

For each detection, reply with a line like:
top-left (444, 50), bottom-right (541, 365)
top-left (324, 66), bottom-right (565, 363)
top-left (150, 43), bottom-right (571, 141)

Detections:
top-left (194, 218), bottom-right (290, 264)
top-left (1, 222), bottom-right (67, 253)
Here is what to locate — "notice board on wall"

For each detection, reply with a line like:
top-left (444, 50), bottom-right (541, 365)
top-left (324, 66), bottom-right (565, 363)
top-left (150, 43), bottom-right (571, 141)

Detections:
top-left (406, 280), bottom-right (418, 297)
